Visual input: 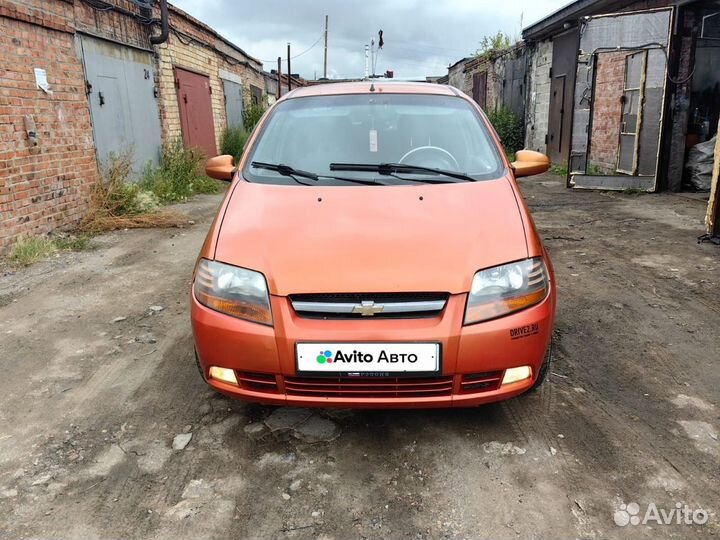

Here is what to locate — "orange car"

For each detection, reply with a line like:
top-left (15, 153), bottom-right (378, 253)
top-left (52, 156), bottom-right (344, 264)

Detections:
top-left (192, 81), bottom-right (555, 408)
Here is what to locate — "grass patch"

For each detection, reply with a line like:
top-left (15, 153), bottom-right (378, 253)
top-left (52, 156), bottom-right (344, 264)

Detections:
top-left (7, 233), bottom-right (91, 267)
top-left (550, 163), bottom-right (569, 177)
top-left (139, 139), bottom-right (220, 202)
top-left (220, 125), bottom-right (250, 164)
top-left (7, 236), bottom-right (57, 266)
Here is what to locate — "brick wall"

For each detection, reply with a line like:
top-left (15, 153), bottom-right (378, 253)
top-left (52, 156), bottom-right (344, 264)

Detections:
top-left (155, 5), bottom-right (265, 154)
top-left (74, 0), bottom-right (150, 50)
top-left (525, 39), bottom-right (553, 153)
top-left (0, 1), bottom-right (98, 250)
top-left (445, 57), bottom-right (499, 112)
top-left (589, 52), bottom-right (626, 173)
top-left (1, 0), bottom-right (269, 251)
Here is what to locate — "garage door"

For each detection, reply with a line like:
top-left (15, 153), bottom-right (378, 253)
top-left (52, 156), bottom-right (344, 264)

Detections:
top-left (80, 35), bottom-right (162, 175)
top-left (222, 78), bottom-right (244, 130)
top-left (569, 8), bottom-right (673, 191)
top-left (175, 68), bottom-right (217, 157)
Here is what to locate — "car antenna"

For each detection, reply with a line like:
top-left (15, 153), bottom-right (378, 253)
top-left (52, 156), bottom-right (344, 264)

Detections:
top-left (369, 82), bottom-right (376, 92)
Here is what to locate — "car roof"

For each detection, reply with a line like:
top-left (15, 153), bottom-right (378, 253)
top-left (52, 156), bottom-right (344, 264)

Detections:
top-left (284, 81), bottom-right (459, 99)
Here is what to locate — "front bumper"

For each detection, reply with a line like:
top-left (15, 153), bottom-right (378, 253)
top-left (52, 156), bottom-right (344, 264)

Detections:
top-left (191, 290), bottom-right (554, 408)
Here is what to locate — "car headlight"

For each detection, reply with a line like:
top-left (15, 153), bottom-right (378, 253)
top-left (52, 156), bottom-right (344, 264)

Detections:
top-left (464, 258), bottom-right (549, 325)
top-left (194, 259), bottom-right (273, 325)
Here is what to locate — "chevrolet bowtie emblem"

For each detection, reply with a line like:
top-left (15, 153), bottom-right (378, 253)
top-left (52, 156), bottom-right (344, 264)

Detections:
top-left (352, 300), bottom-right (385, 316)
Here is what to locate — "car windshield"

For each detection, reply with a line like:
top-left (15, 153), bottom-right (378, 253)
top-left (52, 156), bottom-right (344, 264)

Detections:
top-left (243, 93), bottom-right (505, 186)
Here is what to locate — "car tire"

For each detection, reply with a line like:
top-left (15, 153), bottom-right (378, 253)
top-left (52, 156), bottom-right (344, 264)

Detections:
top-left (194, 349), bottom-right (207, 381)
top-left (529, 340), bottom-right (553, 391)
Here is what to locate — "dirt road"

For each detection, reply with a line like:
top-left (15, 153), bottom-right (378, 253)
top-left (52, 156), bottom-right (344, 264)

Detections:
top-left (1, 177), bottom-right (718, 539)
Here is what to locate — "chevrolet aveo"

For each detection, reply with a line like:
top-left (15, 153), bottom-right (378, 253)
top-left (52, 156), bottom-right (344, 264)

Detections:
top-left (191, 81), bottom-right (555, 408)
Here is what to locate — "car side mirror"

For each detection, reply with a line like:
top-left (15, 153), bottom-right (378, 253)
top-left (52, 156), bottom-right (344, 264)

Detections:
top-left (511, 150), bottom-right (550, 178)
top-left (205, 155), bottom-right (236, 181)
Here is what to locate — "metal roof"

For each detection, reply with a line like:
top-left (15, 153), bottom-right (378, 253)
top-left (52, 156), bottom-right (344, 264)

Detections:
top-left (522, 0), bottom-right (626, 40)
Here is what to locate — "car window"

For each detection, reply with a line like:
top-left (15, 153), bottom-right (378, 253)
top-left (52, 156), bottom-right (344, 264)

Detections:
top-left (243, 93), bottom-right (505, 185)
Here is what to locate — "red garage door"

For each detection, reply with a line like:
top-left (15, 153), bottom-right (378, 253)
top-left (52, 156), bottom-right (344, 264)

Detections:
top-left (175, 67), bottom-right (217, 157)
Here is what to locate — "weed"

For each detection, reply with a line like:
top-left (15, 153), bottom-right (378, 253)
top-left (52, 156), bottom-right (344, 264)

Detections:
top-left (221, 125), bottom-right (250, 164)
top-left (7, 236), bottom-right (57, 266)
top-left (7, 233), bottom-right (91, 267)
top-left (53, 235), bottom-right (92, 251)
top-left (139, 139), bottom-right (218, 202)
top-left (79, 149), bottom-right (186, 232)
top-left (486, 106), bottom-right (524, 156)
top-left (550, 163), bottom-right (569, 177)
top-left (243, 104), bottom-right (265, 133)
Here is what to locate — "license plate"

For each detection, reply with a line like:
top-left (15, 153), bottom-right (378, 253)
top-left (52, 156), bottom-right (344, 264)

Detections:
top-left (296, 343), bottom-right (440, 374)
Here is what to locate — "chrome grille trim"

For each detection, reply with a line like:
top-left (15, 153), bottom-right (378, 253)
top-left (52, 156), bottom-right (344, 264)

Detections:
top-left (291, 299), bottom-right (447, 314)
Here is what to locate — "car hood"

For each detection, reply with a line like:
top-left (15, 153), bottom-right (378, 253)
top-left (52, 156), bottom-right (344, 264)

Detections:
top-left (214, 177), bottom-right (528, 295)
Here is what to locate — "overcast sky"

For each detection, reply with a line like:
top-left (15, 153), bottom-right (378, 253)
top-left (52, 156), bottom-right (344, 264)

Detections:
top-left (172, 0), bottom-right (569, 80)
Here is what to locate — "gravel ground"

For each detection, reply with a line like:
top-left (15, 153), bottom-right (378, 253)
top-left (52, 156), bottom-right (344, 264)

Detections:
top-left (0, 178), bottom-right (718, 539)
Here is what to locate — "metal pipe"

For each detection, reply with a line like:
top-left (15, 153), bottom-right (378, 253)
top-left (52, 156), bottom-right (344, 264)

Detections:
top-left (150, 0), bottom-right (169, 45)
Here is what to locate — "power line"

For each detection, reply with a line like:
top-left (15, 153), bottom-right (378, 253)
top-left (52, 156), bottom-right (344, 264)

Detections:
top-left (258, 32), bottom-right (325, 63)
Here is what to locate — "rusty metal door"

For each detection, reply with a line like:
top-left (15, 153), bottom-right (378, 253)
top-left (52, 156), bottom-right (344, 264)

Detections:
top-left (176, 68), bottom-right (217, 157)
top-left (472, 72), bottom-right (487, 109)
top-left (501, 54), bottom-right (527, 121)
top-left (548, 76), bottom-right (566, 161)
top-left (79, 35), bottom-right (162, 174)
top-left (547, 29), bottom-right (579, 163)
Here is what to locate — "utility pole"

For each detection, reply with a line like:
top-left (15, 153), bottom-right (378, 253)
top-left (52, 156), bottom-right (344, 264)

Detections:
top-left (276, 57), bottom-right (282, 99)
top-left (323, 15), bottom-right (329, 79)
top-left (370, 38), bottom-right (375, 77)
top-left (287, 42), bottom-right (291, 92)
top-left (364, 44), bottom-right (369, 78)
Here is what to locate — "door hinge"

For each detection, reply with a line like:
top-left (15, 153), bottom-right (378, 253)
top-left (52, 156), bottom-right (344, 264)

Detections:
top-left (174, 78), bottom-right (180, 89)
top-left (545, 134), bottom-right (549, 144)
top-left (85, 80), bottom-right (93, 95)
top-left (549, 67), bottom-right (553, 79)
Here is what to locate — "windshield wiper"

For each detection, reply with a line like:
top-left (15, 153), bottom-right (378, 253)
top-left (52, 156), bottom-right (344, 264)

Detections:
top-left (251, 161), bottom-right (318, 185)
top-left (251, 161), bottom-right (389, 186)
top-left (329, 162), bottom-right (477, 183)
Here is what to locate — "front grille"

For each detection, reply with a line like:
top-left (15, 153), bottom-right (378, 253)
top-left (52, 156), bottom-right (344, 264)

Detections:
top-left (284, 375), bottom-right (454, 398)
top-left (289, 292), bottom-right (449, 319)
top-left (236, 371), bottom-right (279, 392)
top-left (460, 371), bottom-right (503, 393)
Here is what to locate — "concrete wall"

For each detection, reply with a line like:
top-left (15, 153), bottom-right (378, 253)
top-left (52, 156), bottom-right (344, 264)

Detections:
top-left (525, 39), bottom-right (553, 153)
top-left (447, 61), bottom-right (467, 92)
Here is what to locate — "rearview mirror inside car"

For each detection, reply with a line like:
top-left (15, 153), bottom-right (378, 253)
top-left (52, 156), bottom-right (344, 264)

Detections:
top-left (511, 150), bottom-right (551, 178)
top-left (205, 154), bottom-right (236, 181)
